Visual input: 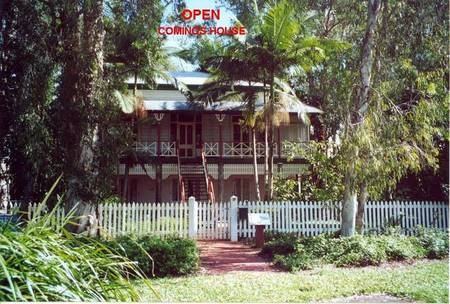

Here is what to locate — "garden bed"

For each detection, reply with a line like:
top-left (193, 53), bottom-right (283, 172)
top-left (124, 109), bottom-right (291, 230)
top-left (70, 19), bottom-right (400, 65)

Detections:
top-left (260, 228), bottom-right (448, 271)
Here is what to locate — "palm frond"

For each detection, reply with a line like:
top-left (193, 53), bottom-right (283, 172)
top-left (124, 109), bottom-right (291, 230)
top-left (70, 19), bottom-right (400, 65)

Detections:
top-left (274, 77), bottom-right (310, 125)
top-left (260, 0), bottom-right (299, 51)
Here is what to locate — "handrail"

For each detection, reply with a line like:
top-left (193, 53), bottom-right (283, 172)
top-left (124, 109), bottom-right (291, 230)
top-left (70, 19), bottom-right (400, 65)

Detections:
top-left (207, 177), bottom-right (215, 203)
top-left (180, 177), bottom-right (186, 203)
top-left (201, 151), bottom-right (215, 203)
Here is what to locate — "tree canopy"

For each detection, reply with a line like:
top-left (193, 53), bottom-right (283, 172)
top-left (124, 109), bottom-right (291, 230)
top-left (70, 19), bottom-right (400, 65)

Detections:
top-left (0, 0), bottom-right (447, 219)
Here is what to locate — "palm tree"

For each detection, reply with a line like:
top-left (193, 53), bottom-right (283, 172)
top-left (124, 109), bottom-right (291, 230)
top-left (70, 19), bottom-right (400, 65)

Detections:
top-left (192, 42), bottom-right (312, 201)
top-left (243, 0), bottom-right (345, 199)
top-left (184, 1), bottom-right (347, 200)
top-left (192, 43), bottom-right (265, 201)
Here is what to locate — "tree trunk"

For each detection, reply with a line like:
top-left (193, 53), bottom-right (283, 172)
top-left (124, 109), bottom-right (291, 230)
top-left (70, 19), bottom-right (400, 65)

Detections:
top-left (356, 0), bottom-right (382, 117)
top-left (340, 0), bottom-right (381, 237)
top-left (263, 81), bottom-right (269, 200)
top-left (356, 182), bottom-right (368, 233)
top-left (251, 128), bottom-right (261, 201)
top-left (267, 73), bottom-right (275, 200)
top-left (58, 0), bottom-right (104, 233)
top-left (75, 0), bottom-right (104, 234)
top-left (341, 168), bottom-right (357, 236)
top-left (267, 123), bottom-right (274, 199)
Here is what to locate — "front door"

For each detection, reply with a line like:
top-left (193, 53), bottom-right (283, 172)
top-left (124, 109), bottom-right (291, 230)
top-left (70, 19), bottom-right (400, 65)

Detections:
top-left (179, 123), bottom-right (195, 157)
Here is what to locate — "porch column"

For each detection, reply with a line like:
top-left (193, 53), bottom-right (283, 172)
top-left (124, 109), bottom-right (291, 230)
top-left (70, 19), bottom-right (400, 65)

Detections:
top-left (216, 114), bottom-right (226, 202)
top-left (155, 164), bottom-right (162, 202)
top-left (219, 120), bottom-right (224, 202)
top-left (154, 113), bottom-right (164, 156)
top-left (218, 164), bottom-right (224, 202)
top-left (157, 123), bottom-right (161, 156)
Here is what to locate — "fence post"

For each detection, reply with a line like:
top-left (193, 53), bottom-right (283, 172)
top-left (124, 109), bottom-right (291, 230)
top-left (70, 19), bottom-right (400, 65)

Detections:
top-left (230, 196), bottom-right (238, 241)
top-left (189, 196), bottom-right (198, 239)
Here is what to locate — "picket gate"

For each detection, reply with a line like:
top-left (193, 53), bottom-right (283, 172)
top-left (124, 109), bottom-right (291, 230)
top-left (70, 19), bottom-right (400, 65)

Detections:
top-left (9, 199), bottom-right (449, 239)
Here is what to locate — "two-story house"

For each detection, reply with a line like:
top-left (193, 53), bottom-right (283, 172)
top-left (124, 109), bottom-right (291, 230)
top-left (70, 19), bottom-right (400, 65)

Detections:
top-left (118, 72), bottom-right (322, 202)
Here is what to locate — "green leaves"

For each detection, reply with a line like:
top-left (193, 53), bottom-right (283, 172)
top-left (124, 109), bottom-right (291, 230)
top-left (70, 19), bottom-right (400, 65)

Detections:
top-left (113, 90), bottom-right (134, 114)
top-left (279, 141), bottom-right (344, 201)
top-left (0, 219), bottom-right (149, 301)
top-left (260, 0), bottom-right (299, 50)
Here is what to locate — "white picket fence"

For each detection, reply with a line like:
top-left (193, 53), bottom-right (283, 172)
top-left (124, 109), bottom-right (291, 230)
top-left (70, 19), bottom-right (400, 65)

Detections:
top-left (236, 200), bottom-right (449, 238)
top-left (11, 199), bottom-right (449, 239)
top-left (98, 202), bottom-right (190, 238)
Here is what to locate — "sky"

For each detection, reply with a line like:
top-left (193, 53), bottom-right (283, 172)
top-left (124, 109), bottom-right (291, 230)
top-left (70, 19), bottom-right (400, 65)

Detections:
top-left (161, 0), bottom-right (238, 71)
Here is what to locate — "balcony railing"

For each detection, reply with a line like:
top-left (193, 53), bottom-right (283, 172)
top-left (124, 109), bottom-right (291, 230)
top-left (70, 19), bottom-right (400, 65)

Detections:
top-left (133, 141), bottom-right (307, 158)
top-left (134, 141), bottom-right (177, 157)
top-left (134, 142), bottom-right (157, 155)
top-left (161, 142), bottom-right (177, 156)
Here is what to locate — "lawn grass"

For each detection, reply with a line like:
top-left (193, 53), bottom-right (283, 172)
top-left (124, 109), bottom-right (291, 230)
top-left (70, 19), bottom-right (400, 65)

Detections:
top-left (138, 260), bottom-right (448, 302)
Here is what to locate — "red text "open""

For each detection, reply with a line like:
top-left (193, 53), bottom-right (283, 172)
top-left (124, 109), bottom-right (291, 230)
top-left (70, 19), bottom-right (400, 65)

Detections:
top-left (181, 9), bottom-right (220, 21)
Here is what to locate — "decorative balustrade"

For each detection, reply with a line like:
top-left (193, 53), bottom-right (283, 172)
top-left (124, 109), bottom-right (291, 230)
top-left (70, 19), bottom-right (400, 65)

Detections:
top-left (161, 142), bottom-right (177, 156)
top-left (134, 141), bottom-right (176, 156)
top-left (133, 141), bottom-right (307, 158)
top-left (203, 142), bottom-right (219, 156)
top-left (134, 142), bottom-right (157, 155)
top-left (219, 142), bottom-right (279, 158)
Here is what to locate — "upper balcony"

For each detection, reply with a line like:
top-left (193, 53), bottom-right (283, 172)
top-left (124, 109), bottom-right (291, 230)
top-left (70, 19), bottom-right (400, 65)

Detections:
top-left (132, 141), bottom-right (308, 159)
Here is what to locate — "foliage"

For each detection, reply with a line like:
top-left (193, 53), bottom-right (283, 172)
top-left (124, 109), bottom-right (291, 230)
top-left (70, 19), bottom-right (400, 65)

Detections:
top-left (139, 261), bottom-right (449, 303)
top-left (329, 235), bottom-right (388, 267)
top-left (0, 206), bottom-right (150, 301)
top-left (377, 235), bottom-right (426, 261)
top-left (260, 232), bottom-right (297, 257)
top-left (281, 141), bottom-right (344, 201)
top-left (415, 226), bottom-right (449, 259)
top-left (0, 0), bottom-right (167, 203)
top-left (273, 176), bottom-right (302, 201)
top-left (262, 230), bottom-right (448, 271)
top-left (273, 251), bottom-right (314, 271)
top-left (306, 0), bottom-right (447, 201)
top-left (104, 234), bottom-right (200, 277)
top-left (100, 195), bottom-right (122, 204)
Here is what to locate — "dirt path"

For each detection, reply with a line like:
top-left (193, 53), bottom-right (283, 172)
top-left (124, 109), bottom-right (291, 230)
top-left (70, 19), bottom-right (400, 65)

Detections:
top-left (198, 241), bottom-right (278, 274)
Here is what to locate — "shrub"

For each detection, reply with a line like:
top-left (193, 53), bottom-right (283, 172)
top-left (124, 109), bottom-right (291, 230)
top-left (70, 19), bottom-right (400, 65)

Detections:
top-left (106, 235), bottom-right (199, 277)
top-left (260, 232), bottom-right (298, 257)
top-left (415, 227), bottom-right (449, 259)
top-left (106, 235), bottom-right (154, 274)
top-left (377, 235), bottom-right (426, 261)
top-left (140, 235), bottom-right (199, 276)
top-left (332, 236), bottom-right (387, 267)
top-left (274, 251), bottom-right (314, 271)
top-left (299, 233), bottom-right (334, 257)
top-left (263, 228), bottom-right (448, 272)
top-left (0, 207), bottom-right (147, 301)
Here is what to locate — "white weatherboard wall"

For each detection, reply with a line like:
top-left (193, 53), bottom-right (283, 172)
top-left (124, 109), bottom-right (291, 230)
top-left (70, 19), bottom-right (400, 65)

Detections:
top-left (21, 200), bottom-right (449, 239)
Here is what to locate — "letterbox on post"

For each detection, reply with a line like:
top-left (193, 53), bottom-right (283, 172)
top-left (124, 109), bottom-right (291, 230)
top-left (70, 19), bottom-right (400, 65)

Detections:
top-left (248, 213), bottom-right (271, 248)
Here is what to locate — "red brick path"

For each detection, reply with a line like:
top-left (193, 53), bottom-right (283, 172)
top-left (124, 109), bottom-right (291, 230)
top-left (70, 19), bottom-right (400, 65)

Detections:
top-left (198, 241), bottom-right (279, 274)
